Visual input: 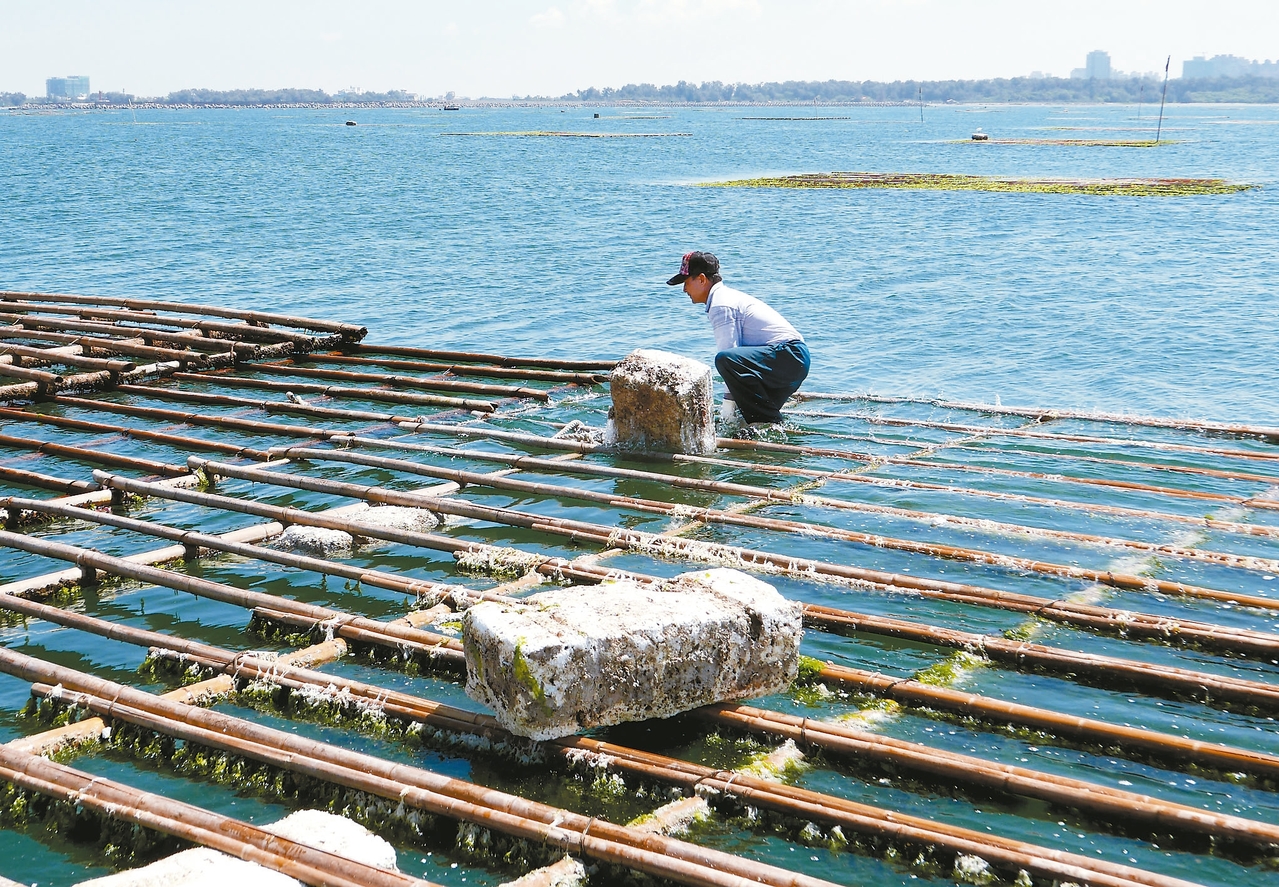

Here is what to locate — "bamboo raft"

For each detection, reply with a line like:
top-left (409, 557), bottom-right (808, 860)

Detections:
top-left (1, 291), bottom-right (1278, 887)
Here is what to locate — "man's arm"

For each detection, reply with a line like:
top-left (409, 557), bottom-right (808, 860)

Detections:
top-left (708, 305), bottom-right (739, 351)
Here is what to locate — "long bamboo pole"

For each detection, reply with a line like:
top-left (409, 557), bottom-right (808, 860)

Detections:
top-left (793, 408), bottom-right (1279, 465)
top-left (0, 341), bottom-right (135, 373)
top-left (798, 393), bottom-right (1279, 443)
top-left (0, 325), bottom-right (216, 366)
top-left (117, 384), bottom-right (433, 424)
top-left (0, 495), bottom-right (471, 601)
top-left (0, 406), bottom-right (275, 461)
top-left (0, 362), bottom-right (63, 387)
top-left (0, 290), bottom-right (368, 339)
top-left (96, 466), bottom-right (1279, 713)
top-left (0, 301), bottom-right (316, 348)
top-left (0, 312), bottom-right (247, 359)
top-left (250, 362), bottom-right (550, 401)
top-left (312, 352), bottom-right (605, 385)
top-left (14, 671), bottom-right (1202, 887)
top-left (165, 372), bottom-right (496, 411)
top-left (396, 419), bottom-right (1279, 538)
top-left (1, 655), bottom-right (841, 887)
top-left (307, 438), bottom-right (1279, 577)
top-left (54, 396), bottom-right (350, 439)
top-left (0, 465), bottom-right (96, 494)
top-left (0, 530), bottom-right (464, 664)
top-left (0, 434), bottom-right (188, 477)
top-left (0, 744), bottom-right (436, 887)
top-left (351, 343), bottom-right (616, 371)
top-left (194, 456), bottom-right (1279, 616)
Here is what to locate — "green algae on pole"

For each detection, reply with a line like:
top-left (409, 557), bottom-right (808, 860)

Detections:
top-left (704, 171), bottom-right (1255, 195)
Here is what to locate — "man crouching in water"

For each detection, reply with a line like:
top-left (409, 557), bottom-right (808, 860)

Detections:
top-left (668, 251), bottom-right (810, 426)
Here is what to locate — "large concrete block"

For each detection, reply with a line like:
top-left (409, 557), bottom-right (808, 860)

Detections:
top-left (462, 568), bottom-right (802, 740)
top-left (609, 349), bottom-right (715, 455)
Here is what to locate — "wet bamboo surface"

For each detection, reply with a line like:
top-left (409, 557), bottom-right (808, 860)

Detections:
top-left (3, 298), bottom-right (1279, 887)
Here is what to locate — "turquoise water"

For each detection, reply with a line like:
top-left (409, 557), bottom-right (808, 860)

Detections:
top-left (4, 105), bottom-right (1279, 887)
top-left (2, 103), bottom-right (1278, 421)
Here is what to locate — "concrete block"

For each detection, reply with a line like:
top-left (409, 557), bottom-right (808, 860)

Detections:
top-left (609, 349), bottom-right (715, 455)
top-left (462, 568), bottom-right (802, 740)
top-left (76, 809), bottom-right (397, 887)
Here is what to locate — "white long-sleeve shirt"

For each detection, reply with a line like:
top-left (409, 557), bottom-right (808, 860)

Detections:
top-left (705, 282), bottom-right (804, 352)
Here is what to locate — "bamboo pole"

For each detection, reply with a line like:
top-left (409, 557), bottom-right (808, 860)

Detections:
top-left (53, 396), bottom-right (350, 440)
top-left (0, 312), bottom-right (247, 359)
top-left (0, 326), bottom-right (216, 366)
top-left (0, 744), bottom-right (436, 887)
top-left (312, 352), bottom-right (605, 385)
top-left (311, 437), bottom-right (1279, 577)
top-left (0, 433), bottom-right (187, 477)
top-left (351, 343), bottom-right (616, 371)
top-left (0, 300), bottom-right (331, 348)
top-left (798, 393), bottom-right (1279, 443)
top-left (0, 406), bottom-right (275, 461)
top-left (0, 362), bottom-right (63, 387)
top-left (194, 456), bottom-right (1279, 616)
top-left (1, 656), bottom-right (842, 887)
top-left (251, 362), bottom-right (550, 401)
top-left (115, 384), bottom-right (429, 425)
top-left (396, 419), bottom-right (1279, 539)
top-left (166, 372), bottom-right (496, 411)
top-left (0, 291), bottom-right (368, 339)
top-left (715, 436), bottom-right (1260, 507)
top-left (21, 666), bottom-right (1202, 887)
top-left (0, 465), bottom-right (96, 495)
top-left (94, 472), bottom-right (1279, 715)
top-left (0, 495), bottom-right (473, 600)
top-left (0, 341), bottom-right (135, 373)
top-left (792, 408), bottom-right (1279, 466)
top-left (0, 530), bottom-right (464, 664)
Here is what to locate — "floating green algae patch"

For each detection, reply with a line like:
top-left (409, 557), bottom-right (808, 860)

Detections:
top-left (442, 131), bottom-right (689, 138)
top-left (705, 171), bottom-right (1254, 195)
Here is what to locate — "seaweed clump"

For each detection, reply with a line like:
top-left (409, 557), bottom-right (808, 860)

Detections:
top-left (704, 171), bottom-right (1254, 196)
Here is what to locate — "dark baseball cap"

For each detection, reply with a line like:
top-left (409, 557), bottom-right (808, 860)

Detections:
top-left (667, 251), bottom-right (720, 286)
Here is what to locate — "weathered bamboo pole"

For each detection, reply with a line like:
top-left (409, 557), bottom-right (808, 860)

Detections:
top-left (52, 396), bottom-right (350, 440)
top-left (798, 393), bottom-right (1279, 443)
top-left (0, 326), bottom-right (214, 366)
top-left (166, 372), bottom-right (495, 411)
top-left (115, 384), bottom-right (427, 425)
top-left (90, 468), bottom-right (1279, 711)
top-left (0, 303), bottom-right (281, 353)
top-left (717, 436), bottom-right (1260, 507)
top-left (196, 456), bottom-right (1279, 615)
top-left (0, 291), bottom-right (368, 339)
top-left (0, 341), bottom-right (135, 373)
top-left (313, 352), bottom-right (605, 384)
top-left (792, 408), bottom-right (1279, 466)
top-left (351, 344), bottom-right (616, 371)
top-left (251, 362), bottom-right (550, 401)
top-left (0, 406), bottom-right (274, 461)
top-left (0, 312), bottom-right (247, 359)
top-left (0, 362), bottom-right (62, 388)
top-left (816, 662), bottom-right (1279, 780)
top-left (2, 657), bottom-right (842, 887)
top-left (0, 530), bottom-right (464, 663)
top-left (397, 420), bottom-right (1279, 538)
top-left (0, 434), bottom-right (188, 478)
top-left (309, 438), bottom-right (1279, 576)
top-left (0, 743), bottom-right (435, 887)
top-left (0, 464), bottom-right (95, 495)
top-left (0, 300), bottom-right (327, 348)
top-left (29, 651), bottom-right (1196, 887)
top-left (0, 495), bottom-right (472, 600)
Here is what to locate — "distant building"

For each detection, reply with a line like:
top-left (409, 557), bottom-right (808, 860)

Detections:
top-left (1181, 54), bottom-right (1279, 79)
top-left (46, 75), bottom-right (90, 100)
top-left (1070, 50), bottom-right (1112, 80)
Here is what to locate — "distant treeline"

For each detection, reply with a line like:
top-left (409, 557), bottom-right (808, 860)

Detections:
top-left (561, 75), bottom-right (1279, 104)
top-left (161, 87), bottom-right (416, 105)
top-left (1, 92), bottom-right (25, 106)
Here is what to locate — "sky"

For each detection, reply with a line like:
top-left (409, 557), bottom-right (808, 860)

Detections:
top-left (2, 0), bottom-right (1276, 98)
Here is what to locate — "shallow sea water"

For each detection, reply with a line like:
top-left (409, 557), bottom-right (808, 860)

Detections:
top-left (3, 103), bottom-right (1279, 887)
top-left (2, 102), bottom-right (1278, 421)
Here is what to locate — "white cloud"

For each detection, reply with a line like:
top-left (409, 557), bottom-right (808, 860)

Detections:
top-left (531, 6), bottom-right (567, 27)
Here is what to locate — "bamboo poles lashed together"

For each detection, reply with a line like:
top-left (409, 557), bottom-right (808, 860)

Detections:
top-left (85, 469), bottom-right (1279, 712)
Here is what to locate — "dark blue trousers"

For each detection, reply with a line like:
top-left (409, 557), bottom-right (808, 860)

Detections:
top-left (715, 340), bottom-right (811, 424)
